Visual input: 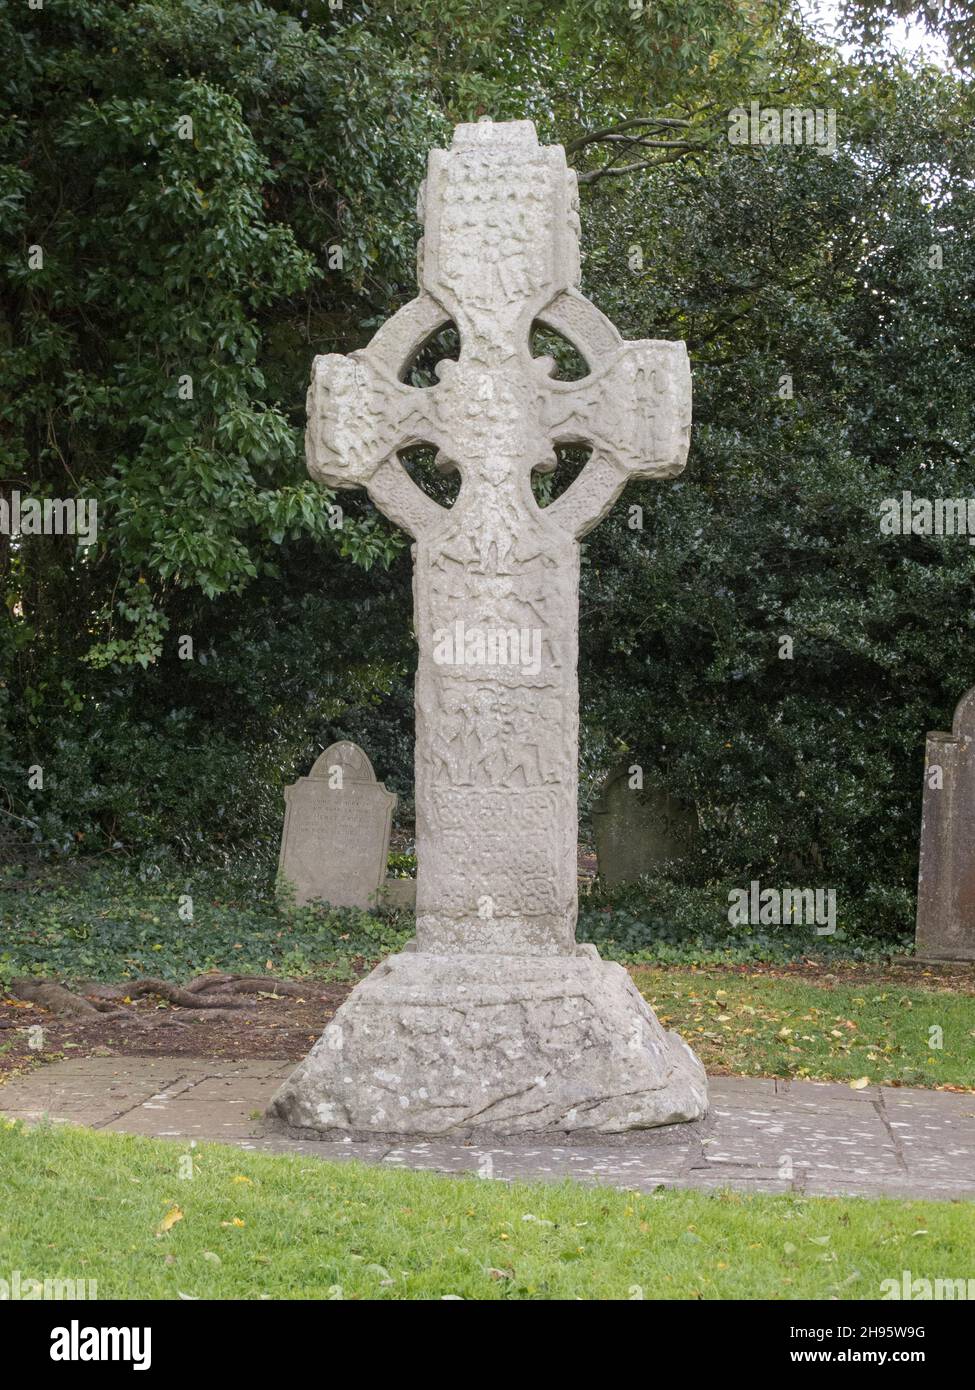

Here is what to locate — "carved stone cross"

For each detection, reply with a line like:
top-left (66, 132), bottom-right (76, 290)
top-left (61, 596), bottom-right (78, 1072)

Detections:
top-left (271, 121), bottom-right (706, 1138)
top-left (306, 119), bottom-right (690, 954)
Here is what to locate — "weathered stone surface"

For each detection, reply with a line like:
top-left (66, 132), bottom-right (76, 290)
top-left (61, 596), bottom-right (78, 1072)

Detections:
top-left (915, 687), bottom-right (975, 961)
top-left (267, 948), bottom-right (707, 1137)
top-left (278, 741), bottom-right (395, 908)
top-left (593, 766), bottom-right (696, 886)
top-left (273, 118), bottom-right (704, 1136)
top-left (303, 121), bottom-right (691, 956)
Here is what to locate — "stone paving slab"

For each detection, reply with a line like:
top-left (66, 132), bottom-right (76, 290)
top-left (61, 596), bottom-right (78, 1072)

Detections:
top-left (2, 1057), bottom-right (974, 1201)
top-left (99, 1100), bottom-right (264, 1141)
top-left (773, 1077), bottom-right (880, 1104)
top-left (237, 1137), bottom-right (394, 1165)
top-left (703, 1098), bottom-right (904, 1178)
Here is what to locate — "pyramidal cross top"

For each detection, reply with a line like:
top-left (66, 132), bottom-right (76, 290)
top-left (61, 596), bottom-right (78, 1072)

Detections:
top-left (270, 121), bottom-right (707, 1137)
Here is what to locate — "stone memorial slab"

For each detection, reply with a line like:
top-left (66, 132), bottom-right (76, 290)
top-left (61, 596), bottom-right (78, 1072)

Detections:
top-left (593, 766), bottom-right (696, 886)
top-left (381, 877), bottom-right (417, 910)
top-left (269, 119), bottom-right (707, 1138)
top-left (915, 686), bottom-right (975, 961)
top-left (278, 741), bottom-right (395, 908)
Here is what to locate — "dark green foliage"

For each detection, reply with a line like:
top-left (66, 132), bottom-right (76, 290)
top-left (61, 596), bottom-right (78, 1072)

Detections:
top-left (2, 2), bottom-right (973, 948)
top-left (0, 858), bottom-right (902, 983)
top-left (0, 858), bottom-right (413, 985)
top-left (577, 70), bottom-right (975, 929)
top-left (577, 876), bottom-right (914, 962)
top-left (1, 0), bottom-right (436, 846)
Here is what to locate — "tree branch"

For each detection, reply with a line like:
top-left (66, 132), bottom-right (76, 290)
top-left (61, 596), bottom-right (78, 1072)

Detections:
top-left (565, 115), bottom-right (693, 155)
top-left (576, 147), bottom-right (705, 185)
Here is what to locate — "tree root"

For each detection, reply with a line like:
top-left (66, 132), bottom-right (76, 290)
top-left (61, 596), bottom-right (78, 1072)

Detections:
top-left (130, 978), bottom-right (247, 1009)
top-left (8, 979), bottom-right (128, 1021)
top-left (5, 971), bottom-right (307, 1020)
top-left (182, 973), bottom-right (237, 994)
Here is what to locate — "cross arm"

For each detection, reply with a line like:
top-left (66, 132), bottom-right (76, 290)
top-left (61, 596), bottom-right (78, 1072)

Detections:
top-left (304, 294), bottom-right (454, 540)
top-left (305, 351), bottom-right (432, 489)
top-left (544, 338), bottom-right (692, 539)
top-left (301, 291), bottom-right (447, 478)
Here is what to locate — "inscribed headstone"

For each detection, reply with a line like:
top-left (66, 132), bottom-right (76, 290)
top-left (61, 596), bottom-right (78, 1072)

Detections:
top-left (278, 741), bottom-right (395, 909)
top-left (593, 767), bottom-right (696, 886)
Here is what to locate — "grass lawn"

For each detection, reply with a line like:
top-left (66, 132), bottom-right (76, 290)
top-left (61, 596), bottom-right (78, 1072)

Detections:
top-left (1, 1120), bottom-right (973, 1301)
top-left (637, 967), bottom-right (975, 1091)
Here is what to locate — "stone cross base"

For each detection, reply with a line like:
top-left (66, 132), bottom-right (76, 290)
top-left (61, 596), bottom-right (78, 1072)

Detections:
top-left (267, 948), bottom-right (708, 1139)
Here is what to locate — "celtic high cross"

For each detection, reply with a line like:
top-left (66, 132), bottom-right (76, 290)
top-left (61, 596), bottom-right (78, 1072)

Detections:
top-left (305, 119), bottom-right (691, 956)
top-left (272, 121), bottom-right (704, 1138)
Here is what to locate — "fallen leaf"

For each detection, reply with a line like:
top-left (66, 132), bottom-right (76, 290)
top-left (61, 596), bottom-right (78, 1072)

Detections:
top-left (156, 1205), bottom-right (183, 1236)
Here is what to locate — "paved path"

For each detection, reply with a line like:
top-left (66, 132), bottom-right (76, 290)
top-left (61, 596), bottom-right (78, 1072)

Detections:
top-left (2, 1057), bottom-right (974, 1201)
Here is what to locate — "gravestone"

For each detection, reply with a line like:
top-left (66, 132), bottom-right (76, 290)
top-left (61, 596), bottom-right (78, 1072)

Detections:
top-left (593, 767), bottom-right (696, 886)
top-left (269, 119), bottom-right (707, 1137)
top-left (381, 876), bottom-right (417, 910)
top-left (915, 687), bottom-right (975, 961)
top-left (278, 741), bottom-right (395, 908)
